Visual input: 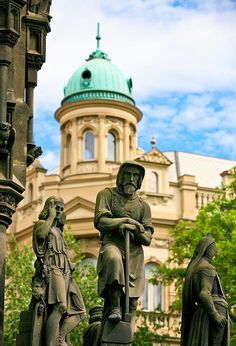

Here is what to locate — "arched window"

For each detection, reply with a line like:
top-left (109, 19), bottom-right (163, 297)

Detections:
top-left (65, 134), bottom-right (71, 166)
top-left (141, 262), bottom-right (163, 311)
top-left (108, 132), bottom-right (116, 161)
top-left (148, 172), bottom-right (159, 193)
top-left (80, 256), bottom-right (97, 275)
top-left (84, 131), bottom-right (95, 160)
top-left (28, 183), bottom-right (33, 203)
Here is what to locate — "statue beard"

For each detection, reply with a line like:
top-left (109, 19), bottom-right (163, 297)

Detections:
top-left (123, 184), bottom-right (137, 196)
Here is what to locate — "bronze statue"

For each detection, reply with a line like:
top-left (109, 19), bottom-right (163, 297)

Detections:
top-left (181, 234), bottom-right (230, 346)
top-left (94, 161), bottom-right (154, 339)
top-left (32, 196), bottom-right (86, 346)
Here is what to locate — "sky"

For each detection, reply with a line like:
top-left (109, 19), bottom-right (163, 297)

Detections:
top-left (34, 0), bottom-right (236, 171)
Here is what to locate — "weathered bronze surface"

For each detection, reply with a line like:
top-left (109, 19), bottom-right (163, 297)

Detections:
top-left (181, 234), bottom-right (230, 346)
top-left (94, 161), bottom-right (154, 345)
top-left (17, 196), bottom-right (86, 346)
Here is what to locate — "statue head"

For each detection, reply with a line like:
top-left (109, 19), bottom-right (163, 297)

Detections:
top-left (116, 161), bottom-right (145, 197)
top-left (39, 196), bottom-right (65, 229)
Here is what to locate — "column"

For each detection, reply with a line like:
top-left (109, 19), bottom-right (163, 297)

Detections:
top-left (178, 175), bottom-right (198, 220)
top-left (123, 120), bottom-right (129, 161)
top-left (71, 119), bottom-right (77, 174)
top-left (98, 115), bottom-right (106, 172)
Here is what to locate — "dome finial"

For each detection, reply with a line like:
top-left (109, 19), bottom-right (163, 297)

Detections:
top-left (96, 23), bottom-right (101, 50)
top-left (150, 135), bottom-right (156, 148)
top-left (86, 23), bottom-right (109, 61)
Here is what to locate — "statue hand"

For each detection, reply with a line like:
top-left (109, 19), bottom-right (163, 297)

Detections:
top-left (118, 224), bottom-right (136, 238)
top-left (212, 312), bottom-right (227, 327)
top-left (48, 200), bottom-right (57, 219)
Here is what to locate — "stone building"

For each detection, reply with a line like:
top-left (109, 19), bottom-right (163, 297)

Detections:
top-left (9, 33), bottom-right (236, 338)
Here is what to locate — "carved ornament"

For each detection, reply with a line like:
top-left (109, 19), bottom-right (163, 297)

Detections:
top-left (0, 122), bottom-right (15, 155)
top-left (27, 53), bottom-right (45, 70)
top-left (137, 147), bottom-right (172, 166)
top-left (0, 29), bottom-right (20, 48)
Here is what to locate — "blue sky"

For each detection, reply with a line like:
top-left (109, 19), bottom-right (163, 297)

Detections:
top-left (34, 0), bottom-right (236, 170)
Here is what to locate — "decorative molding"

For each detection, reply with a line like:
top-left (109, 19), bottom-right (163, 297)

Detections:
top-left (0, 122), bottom-right (15, 155)
top-left (26, 53), bottom-right (45, 70)
top-left (138, 191), bottom-right (173, 206)
top-left (62, 90), bottom-right (135, 106)
top-left (27, 143), bottom-right (43, 167)
top-left (0, 29), bottom-right (20, 48)
top-left (150, 238), bottom-right (169, 249)
top-left (0, 180), bottom-right (24, 227)
top-left (137, 147), bottom-right (172, 166)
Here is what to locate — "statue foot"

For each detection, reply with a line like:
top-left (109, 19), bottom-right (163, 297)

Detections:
top-left (59, 336), bottom-right (68, 346)
top-left (108, 308), bottom-right (122, 322)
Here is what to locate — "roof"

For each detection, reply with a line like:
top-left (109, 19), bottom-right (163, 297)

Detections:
top-left (164, 151), bottom-right (236, 188)
top-left (62, 27), bottom-right (134, 106)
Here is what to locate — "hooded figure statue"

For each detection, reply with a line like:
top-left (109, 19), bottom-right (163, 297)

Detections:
top-left (94, 161), bottom-right (154, 336)
top-left (181, 234), bottom-right (230, 346)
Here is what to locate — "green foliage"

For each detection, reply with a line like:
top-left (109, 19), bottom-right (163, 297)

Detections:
top-left (152, 169), bottom-right (236, 343)
top-left (5, 236), bottom-right (34, 346)
top-left (64, 231), bottom-right (102, 345)
top-left (133, 311), bottom-right (171, 345)
top-left (4, 230), bottom-right (102, 346)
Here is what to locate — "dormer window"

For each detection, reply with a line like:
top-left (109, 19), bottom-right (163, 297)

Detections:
top-left (81, 69), bottom-right (92, 88)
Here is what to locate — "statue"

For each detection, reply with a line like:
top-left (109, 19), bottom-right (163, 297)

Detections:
top-left (83, 306), bottom-right (103, 346)
top-left (32, 196), bottom-right (86, 346)
top-left (29, 0), bottom-right (52, 16)
top-left (181, 234), bottom-right (230, 346)
top-left (94, 161), bottom-right (154, 342)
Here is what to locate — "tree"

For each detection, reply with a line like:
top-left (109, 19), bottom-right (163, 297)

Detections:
top-left (152, 169), bottom-right (236, 344)
top-left (4, 230), bottom-right (102, 345)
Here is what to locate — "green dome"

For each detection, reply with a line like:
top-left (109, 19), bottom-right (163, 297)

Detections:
top-left (62, 48), bottom-right (134, 106)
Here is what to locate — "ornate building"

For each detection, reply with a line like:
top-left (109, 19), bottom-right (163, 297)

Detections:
top-left (9, 29), bottom-right (236, 340)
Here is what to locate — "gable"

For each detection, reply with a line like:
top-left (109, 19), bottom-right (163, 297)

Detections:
top-left (64, 196), bottom-right (95, 220)
top-left (137, 147), bottom-right (172, 166)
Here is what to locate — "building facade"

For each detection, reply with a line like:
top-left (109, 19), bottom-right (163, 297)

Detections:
top-left (9, 33), bottom-right (236, 339)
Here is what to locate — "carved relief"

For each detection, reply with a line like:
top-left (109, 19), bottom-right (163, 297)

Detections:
top-left (0, 194), bottom-right (17, 208)
top-left (0, 122), bottom-right (15, 155)
top-left (0, 30), bottom-right (20, 47)
top-left (137, 147), bottom-right (172, 166)
top-left (77, 162), bottom-right (97, 173)
top-left (27, 53), bottom-right (45, 70)
top-left (150, 238), bottom-right (169, 249)
top-left (28, 0), bottom-right (52, 16)
top-left (105, 117), bottom-right (122, 127)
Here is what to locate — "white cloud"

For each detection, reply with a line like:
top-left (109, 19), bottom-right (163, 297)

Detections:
top-left (33, 0), bottom-right (236, 165)
top-left (40, 150), bottom-right (60, 171)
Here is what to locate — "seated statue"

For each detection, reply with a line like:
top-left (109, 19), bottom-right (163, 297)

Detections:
top-left (31, 196), bottom-right (86, 346)
top-left (181, 234), bottom-right (230, 346)
top-left (94, 161), bottom-right (154, 337)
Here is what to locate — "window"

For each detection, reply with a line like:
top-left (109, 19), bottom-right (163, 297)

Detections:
top-left (108, 132), bottom-right (116, 161)
top-left (84, 131), bottom-right (95, 160)
top-left (28, 183), bottom-right (33, 203)
top-left (65, 134), bottom-right (71, 165)
top-left (80, 256), bottom-right (97, 275)
top-left (141, 263), bottom-right (162, 311)
top-left (148, 172), bottom-right (159, 193)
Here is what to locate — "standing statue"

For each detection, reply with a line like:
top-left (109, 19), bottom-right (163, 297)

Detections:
top-left (181, 234), bottom-right (230, 346)
top-left (94, 161), bottom-right (154, 340)
top-left (32, 196), bottom-right (86, 346)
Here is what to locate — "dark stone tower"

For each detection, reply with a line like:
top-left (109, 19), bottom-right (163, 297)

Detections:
top-left (0, 1), bottom-right (52, 343)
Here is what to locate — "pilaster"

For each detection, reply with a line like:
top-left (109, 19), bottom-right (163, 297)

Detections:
top-left (178, 175), bottom-right (198, 220)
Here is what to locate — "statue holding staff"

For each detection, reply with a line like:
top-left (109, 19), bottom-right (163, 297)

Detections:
top-left (94, 161), bottom-right (154, 337)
